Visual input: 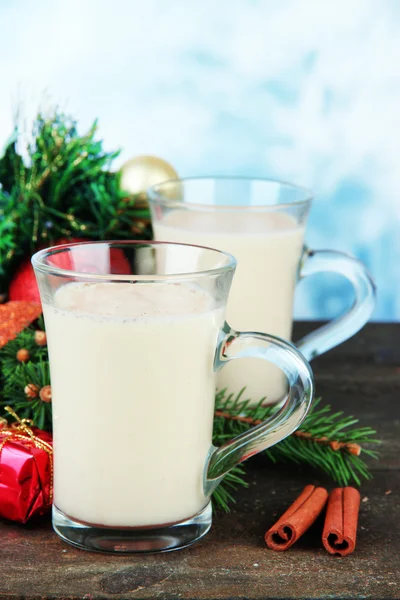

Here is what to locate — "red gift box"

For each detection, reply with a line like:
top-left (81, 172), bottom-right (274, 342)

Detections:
top-left (0, 414), bottom-right (53, 523)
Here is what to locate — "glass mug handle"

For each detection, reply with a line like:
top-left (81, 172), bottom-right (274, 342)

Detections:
top-left (204, 328), bottom-right (314, 495)
top-left (296, 248), bottom-right (376, 361)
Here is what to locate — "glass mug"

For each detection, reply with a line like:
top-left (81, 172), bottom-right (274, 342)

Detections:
top-left (149, 177), bottom-right (376, 403)
top-left (32, 241), bottom-right (313, 553)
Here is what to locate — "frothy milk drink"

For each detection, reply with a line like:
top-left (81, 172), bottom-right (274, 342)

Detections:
top-left (154, 212), bottom-right (305, 402)
top-left (44, 281), bottom-right (224, 527)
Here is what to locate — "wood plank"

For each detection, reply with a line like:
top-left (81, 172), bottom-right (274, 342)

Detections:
top-left (1, 323), bottom-right (399, 600)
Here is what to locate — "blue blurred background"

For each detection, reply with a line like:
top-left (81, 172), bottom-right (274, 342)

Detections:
top-left (0, 0), bottom-right (397, 321)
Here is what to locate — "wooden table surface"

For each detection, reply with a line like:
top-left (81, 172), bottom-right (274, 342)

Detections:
top-left (1, 322), bottom-right (399, 600)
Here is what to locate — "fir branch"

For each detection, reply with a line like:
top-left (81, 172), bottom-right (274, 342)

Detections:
top-left (0, 110), bottom-right (151, 293)
top-left (0, 325), bottom-right (47, 375)
top-left (1, 358), bottom-right (52, 431)
top-left (212, 466), bottom-right (248, 512)
top-left (215, 409), bottom-right (365, 455)
top-left (214, 391), bottom-right (379, 490)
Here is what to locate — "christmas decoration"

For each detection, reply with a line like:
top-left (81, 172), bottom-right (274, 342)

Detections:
top-left (8, 258), bottom-right (41, 303)
top-left (9, 239), bottom-right (134, 303)
top-left (0, 302), bottom-right (42, 348)
top-left (24, 383), bottom-right (39, 399)
top-left (1, 318), bottom-right (47, 372)
top-left (212, 393), bottom-right (378, 511)
top-left (1, 325), bottom-right (51, 430)
top-left (34, 330), bottom-right (47, 347)
top-left (119, 155), bottom-right (178, 197)
top-left (0, 408), bottom-right (53, 523)
top-left (119, 156), bottom-right (179, 236)
top-left (16, 348), bottom-right (30, 362)
top-left (0, 112), bottom-right (153, 299)
top-left (39, 385), bottom-right (52, 403)
top-left (8, 237), bottom-right (85, 303)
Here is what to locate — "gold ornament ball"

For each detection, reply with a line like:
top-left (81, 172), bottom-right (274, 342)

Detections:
top-left (119, 155), bottom-right (178, 197)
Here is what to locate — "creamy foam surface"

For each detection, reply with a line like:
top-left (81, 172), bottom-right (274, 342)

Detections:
top-left (44, 282), bottom-right (224, 527)
top-left (54, 281), bottom-right (213, 319)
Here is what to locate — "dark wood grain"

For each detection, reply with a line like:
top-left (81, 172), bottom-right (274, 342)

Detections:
top-left (1, 322), bottom-right (399, 600)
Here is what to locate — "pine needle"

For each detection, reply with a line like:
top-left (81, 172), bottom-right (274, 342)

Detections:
top-left (213, 391), bottom-right (379, 510)
top-left (0, 110), bottom-right (151, 294)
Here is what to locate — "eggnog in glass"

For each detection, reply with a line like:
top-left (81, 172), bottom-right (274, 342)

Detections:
top-left (32, 240), bottom-right (314, 553)
top-left (149, 177), bottom-right (376, 404)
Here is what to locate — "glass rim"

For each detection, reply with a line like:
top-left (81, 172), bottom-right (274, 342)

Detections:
top-left (31, 240), bottom-right (237, 282)
top-left (148, 175), bottom-right (313, 210)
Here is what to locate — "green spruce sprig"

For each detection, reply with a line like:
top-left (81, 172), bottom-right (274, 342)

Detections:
top-left (0, 325), bottom-right (47, 372)
top-left (214, 390), bottom-right (379, 504)
top-left (1, 329), bottom-right (51, 431)
top-left (4, 360), bottom-right (52, 431)
top-left (0, 111), bottom-right (151, 293)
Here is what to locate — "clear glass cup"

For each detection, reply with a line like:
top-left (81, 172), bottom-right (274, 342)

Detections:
top-left (149, 177), bottom-right (376, 403)
top-left (32, 241), bottom-right (313, 553)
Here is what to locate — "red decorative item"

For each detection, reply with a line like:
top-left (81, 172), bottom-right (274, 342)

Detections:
top-left (0, 409), bottom-right (53, 523)
top-left (8, 238), bottom-right (83, 303)
top-left (9, 239), bottom-right (132, 304)
top-left (47, 245), bottom-right (131, 275)
top-left (8, 259), bottom-right (41, 303)
top-left (0, 302), bottom-right (42, 349)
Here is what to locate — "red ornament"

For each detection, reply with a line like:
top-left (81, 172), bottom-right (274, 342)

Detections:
top-left (48, 244), bottom-right (131, 275)
top-left (109, 248), bottom-right (132, 274)
top-left (9, 239), bottom-right (132, 303)
top-left (0, 302), bottom-right (42, 349)
top-left (0, 412), bottom-right (53, 523)
top-left (8, 258), bottom-right (41, 303)
top-left (8, 238), bottom-right (83, 303)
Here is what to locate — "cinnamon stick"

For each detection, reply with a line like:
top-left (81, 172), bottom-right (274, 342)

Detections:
top-left (322, 487), bottom-right (360, 557)
top-left (265, 485), bottom-right (328, 551)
